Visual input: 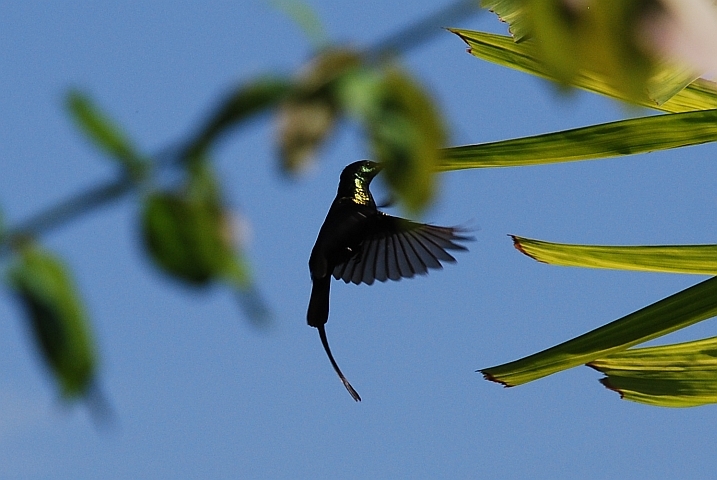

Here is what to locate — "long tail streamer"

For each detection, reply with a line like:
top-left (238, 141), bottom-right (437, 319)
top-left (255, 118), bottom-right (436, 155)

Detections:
top-left (317, 324), bottom-right (361, 402)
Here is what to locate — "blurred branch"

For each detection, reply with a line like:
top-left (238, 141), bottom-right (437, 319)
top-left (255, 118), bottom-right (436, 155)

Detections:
top-left (366, 0), bottom-right (481, 60)
top-left (1, 176), bottom-right (134, 257)
top-left (0, 1), bottom-right (482, 253)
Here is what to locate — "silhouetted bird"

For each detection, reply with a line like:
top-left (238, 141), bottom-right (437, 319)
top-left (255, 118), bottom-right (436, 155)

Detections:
top-left (307, 160), bottom-right (473, 401)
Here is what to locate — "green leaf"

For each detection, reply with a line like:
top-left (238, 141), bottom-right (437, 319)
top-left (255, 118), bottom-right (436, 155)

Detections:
top-left (480, 0), bottom-right (531, 41)
top-left (7, 245), bottom-right (97, 398)
top-left (450, 29), bottom-right (717, 112)
top-left (141, 163), bottom-right (250, 288)
top-left (142, 194), bottom-right (230, 285)
top-left (66, 90), bottom-right (146, 178)
top-left (474, 2), bottom-right (700, 105)
top-left (354, 67), bottom-right (446, 213)
top-left (588, 337), bottom-right (717, 407)
top-left (511, 235), bottom-right (717, 275)
top-left (439, 108), bottom-right (717, 169)
top-left (481, 276), bottom-right (717, 387)
top-left (666, 78), bottom-right (717, 114)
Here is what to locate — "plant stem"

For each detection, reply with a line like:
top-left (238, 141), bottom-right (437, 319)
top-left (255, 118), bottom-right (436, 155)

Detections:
top-left (1, 176), bottom-right (133, 256)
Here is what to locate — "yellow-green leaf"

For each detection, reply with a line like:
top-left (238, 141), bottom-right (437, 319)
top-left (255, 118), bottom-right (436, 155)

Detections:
top-left (480, 0), bottom-right (531, 41)
top-left (439, 108), bottom-right (717, 169)
top-left (511, 236), bottom-right (717, 275)
top-left (481, 276), bottom-right (717, 387)
top-left (588, 337), bottom-right (717, 407)
top-left (450, 29), bottom-right (717, 112)
top-left (667, 78), bottom-right (717, 114)
top-left (475, 2), bottom-right (700, 105)
top-left (7, 245), bottom-right (97, 398)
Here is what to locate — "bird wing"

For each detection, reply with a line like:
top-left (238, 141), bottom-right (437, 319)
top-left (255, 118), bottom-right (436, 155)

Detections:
top-left (332, 213), bottom-right (473, 285)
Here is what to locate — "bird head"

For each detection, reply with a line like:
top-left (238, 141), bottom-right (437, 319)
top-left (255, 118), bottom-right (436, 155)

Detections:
top-left (340, 160), bottom-right (383, 185)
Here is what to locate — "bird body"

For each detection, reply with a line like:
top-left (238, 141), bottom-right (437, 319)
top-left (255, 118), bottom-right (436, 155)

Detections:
top-left (308, 163), bottom-right (380, 292)
top-left (307, 160), bottom-right (472, 401)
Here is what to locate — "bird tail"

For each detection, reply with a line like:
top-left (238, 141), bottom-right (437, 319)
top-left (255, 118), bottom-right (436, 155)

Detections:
top-left (307, 275), bottom-right (331, 328)
top-left (317, 323), bottom-right (361, 402)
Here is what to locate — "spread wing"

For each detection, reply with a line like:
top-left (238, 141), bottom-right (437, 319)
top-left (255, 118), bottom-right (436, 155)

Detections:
top-left (332, 213), bottom-right (473, 285)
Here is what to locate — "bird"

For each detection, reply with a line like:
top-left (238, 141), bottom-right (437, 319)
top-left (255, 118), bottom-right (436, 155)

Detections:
top-left (307, 160), bottom-right (473, 402)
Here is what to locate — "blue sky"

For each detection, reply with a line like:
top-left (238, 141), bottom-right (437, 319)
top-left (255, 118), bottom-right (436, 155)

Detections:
top-left (2, 2), bottom-right (717, 479)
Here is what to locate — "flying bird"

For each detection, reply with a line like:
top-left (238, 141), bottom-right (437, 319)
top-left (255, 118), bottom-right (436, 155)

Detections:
top-left (307, 160), bottom-right (473, 401)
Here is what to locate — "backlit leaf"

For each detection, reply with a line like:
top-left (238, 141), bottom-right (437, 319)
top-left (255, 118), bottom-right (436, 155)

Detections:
top-left (440, 108), bottom-right (717, 169)
top-left (450, 29), bottom-right (717, 112)
top-left (589, 337), bottom-right (717, 407)
top-left (511, 236), bottom-right (717, 275)
top-left (481, 276), bottom-right (717, 386)
top-left (477, 1), bottom-right (701, 105)
top-left (7, 245), bottom-right (97, 398)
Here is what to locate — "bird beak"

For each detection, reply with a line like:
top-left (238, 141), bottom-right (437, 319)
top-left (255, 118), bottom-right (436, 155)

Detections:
top-left (372, 162), bottom-right (384, 176)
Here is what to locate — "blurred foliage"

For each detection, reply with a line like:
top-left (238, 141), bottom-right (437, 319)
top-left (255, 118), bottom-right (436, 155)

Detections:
top-left (276, 49), bottom-right (361, 173)
top-left (4, 32), bottom-right (451, 401)
top-left (6, 1), bottom-right (717, 408)
top-left (142, 161), bottom-right (250, 288)
top-left (270, 0), bottom-right (329, 50)
top-left (359, 68), bottom-right (446, 213)
top-left (276, 47), bottom-right (447, 211)
top-left (67, 90), bottom-right (148, 180)
top-left (187, 76), bottom-right (294, 160)
top-left (7, 244), bottom-right (97, 398)
top-left (450, 29), bottom-right (717, 112)
top-left (186, 46), bottom-right (447, 212)
top-left (481, 0), bottom-right (701, 105)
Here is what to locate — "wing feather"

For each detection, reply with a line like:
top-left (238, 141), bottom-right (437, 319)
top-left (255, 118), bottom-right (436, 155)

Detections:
top-left (333, 213), bottom-right (473, 285)
top-left (386, 234), bottom-right (402, 281)
top-left (374, 236), bottom-right (388, 282)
